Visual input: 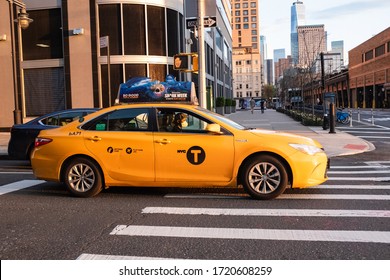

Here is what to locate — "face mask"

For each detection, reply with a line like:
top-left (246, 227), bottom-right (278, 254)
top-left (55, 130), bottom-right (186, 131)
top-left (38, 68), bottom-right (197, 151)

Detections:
top-left (181, 121), bottom-right (188, 128)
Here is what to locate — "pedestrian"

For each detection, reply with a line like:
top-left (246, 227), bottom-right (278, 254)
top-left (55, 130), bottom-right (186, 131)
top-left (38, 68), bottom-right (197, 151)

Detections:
top-left (260, 99), bottom-right (265, 113)
top-left (250, 98), bottom-right (255, 114)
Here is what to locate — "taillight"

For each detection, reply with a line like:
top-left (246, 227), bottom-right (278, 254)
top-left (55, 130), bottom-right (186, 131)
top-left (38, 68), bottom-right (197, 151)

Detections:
top-left (35, 137), bottom-right (52, 147)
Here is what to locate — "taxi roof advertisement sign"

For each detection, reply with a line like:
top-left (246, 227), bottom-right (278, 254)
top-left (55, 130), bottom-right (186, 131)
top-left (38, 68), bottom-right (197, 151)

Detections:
top-left (116, 75), bottom-right (198, 105)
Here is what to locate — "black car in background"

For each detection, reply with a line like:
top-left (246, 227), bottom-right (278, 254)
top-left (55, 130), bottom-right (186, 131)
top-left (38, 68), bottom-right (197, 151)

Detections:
top-left (8, 108), bottom-right (98, 160)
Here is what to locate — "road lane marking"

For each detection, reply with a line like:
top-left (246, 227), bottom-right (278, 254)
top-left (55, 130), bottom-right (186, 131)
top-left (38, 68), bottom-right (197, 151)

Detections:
top-left (0, 180), bottom-right (46, 195)
top-left (316, 184), bottom-right (390, 189)
top-left (77, 254), bottom-right (171, 260)
top-left (110, 225), bottom-right (390, 243)
top-left (142, 207), bottom-right (390, 218)
top-left (164, 194), bottom-right (390, 200)
top-left (328, 170), bottom-right (390, 174)
top-left (328, 177), bottom-right (390, 181)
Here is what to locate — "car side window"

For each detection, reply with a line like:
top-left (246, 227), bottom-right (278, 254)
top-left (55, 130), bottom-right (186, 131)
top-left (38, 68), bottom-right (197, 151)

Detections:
top-left (41, 111), bottom-right (93, 126)
top-left (157, 108), bottom-right (212, 133)
top-left (82, 108), bottom-right (150, 132)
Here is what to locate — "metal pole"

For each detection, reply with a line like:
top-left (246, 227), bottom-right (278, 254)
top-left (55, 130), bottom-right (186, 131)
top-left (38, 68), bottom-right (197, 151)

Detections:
top-left (9, 0), bottom-right (23, 124)
top-left (329, 103), bottom-right (336, 134)
top-left (198, 0), bottom-right (207, 108)
top-left (358, 107), bottom-right (361, 122)
top-left (107, 36), bottom-right (111, 107)
top-left (349, 109), bottom-right (353, 127)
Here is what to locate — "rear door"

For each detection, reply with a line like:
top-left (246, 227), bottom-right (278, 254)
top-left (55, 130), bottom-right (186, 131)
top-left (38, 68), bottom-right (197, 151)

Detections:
top-left (82, 108), bottom-right (155, 182)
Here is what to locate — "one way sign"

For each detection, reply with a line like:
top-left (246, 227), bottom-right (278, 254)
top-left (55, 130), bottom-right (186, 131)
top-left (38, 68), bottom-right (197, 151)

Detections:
top-left (186, 16), bottom-right (217, 29)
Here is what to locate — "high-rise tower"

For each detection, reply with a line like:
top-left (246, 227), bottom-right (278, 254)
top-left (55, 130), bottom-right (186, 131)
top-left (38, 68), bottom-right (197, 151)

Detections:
top-left (291, 1), bottom-right (305, 65)
top-left (232, 0), bottom-right (262, 99)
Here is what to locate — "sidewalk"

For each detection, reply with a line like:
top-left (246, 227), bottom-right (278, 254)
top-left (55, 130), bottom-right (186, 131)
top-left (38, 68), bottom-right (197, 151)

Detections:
top-left (0, 109), bottom-right (374, 159)
top-left (227, 109), bottom-right (374, 158)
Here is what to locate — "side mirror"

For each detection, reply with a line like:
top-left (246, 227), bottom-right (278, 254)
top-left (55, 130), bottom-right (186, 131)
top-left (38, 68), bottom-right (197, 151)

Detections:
top-left (205, 123), bottom-right (223, 135)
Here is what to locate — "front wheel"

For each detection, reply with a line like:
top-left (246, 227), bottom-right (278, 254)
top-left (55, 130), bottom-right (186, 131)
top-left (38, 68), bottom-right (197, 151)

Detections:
top-left (240, 155), bottom-right (288, 200)
top-left (63, 157), bottom-right (103, 197)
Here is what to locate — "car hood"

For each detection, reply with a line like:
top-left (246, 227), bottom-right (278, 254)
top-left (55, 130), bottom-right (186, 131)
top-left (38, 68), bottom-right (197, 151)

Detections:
top-left (248, 128), bottom-right (323, 148)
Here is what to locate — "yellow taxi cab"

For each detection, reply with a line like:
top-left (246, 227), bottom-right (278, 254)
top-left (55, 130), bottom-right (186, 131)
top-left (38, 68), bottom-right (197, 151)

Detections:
top-left (31, 76), bottom-right (328, 200)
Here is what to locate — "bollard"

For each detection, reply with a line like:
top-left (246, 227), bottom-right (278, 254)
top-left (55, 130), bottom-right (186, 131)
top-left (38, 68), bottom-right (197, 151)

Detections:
top-left (349, 109), bottom-right (353, 127)
top-left (358, 107), bottom-right (361, 122)
top-left (329, 103), bottom-right (336, 134)
top-left (371, 108), bottom-right (375, 125)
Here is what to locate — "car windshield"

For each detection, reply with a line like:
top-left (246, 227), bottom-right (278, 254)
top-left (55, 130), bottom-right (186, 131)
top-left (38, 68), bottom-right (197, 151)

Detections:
top-left (196, 107), bottom-right (246, 130)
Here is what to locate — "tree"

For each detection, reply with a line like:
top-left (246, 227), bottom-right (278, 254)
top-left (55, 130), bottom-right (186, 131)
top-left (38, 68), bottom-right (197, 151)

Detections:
top-left (262, 84), bottom-right (276, 100)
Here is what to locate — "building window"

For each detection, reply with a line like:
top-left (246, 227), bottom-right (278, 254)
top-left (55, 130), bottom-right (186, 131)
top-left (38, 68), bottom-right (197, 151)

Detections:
top-left (251, 9), bottom-right (256, 15)
top-left (387, 41), bottom-right (390, 52)
top-left (235, 3), bottom-right (240, 8)
top-left (147, 6), bottom-right (166, 56)
top-left (251, 16), bottom-right (256, 22)
top-left (365, 50), bottom-right (373, 61)
top-left (167, 9), bottom-right (180, 56)
top-left (149, 64), bottom-right (167, 81)
top-left (22, 9), bottom-right (63, 60)
top-left (251, 23), bottom-right (257, 28)
top-left (235, 11), bottom-right (240, 16)
top-left (251, 30), bottom-right (257, 35)
top-left (243, 24), bottom-right (249, 29)
top-left (99, 4), bottom-right (122, 56)
top-left (235, 24), bottom-right (241, 29)
top-left (243, 3), bottom-right (248, 8)
top-left (251, 2), bottom-right (256, 7)
top-left (24, 68), bottom-right (65, 116)
top-left (243, 10), bottom-right (248, 15)
top-left (375, 44), bottom-right (385, 57)
top-left (243, 17), bottom-right (248, 22)
top-left (125, 64), bottom-right (147, 80)
top-left (123, 4), bottom-right (146, 55)
top-left (235, 17), bottom-right (241, 22)
top-left (252, 36), bottom-right (257, 42)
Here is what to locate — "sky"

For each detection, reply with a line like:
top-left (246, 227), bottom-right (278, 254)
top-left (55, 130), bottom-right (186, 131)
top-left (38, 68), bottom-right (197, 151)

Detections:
top-left (260, 0), bottom-right (390, 63)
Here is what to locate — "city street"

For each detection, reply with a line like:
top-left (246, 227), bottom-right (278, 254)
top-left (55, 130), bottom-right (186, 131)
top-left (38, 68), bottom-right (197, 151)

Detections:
top-left (0, 109), bottom-right (389, 260)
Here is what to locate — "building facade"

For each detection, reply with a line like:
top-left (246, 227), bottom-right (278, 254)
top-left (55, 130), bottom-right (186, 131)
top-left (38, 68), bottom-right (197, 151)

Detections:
top-left (349, 27), bottom-right (390, 108)
top-left (0, 0), bottom-right (232, 129)
top-left (232, 0), bottom-right (262, 101)
top-left (297, 24), bottom-right (327, 68)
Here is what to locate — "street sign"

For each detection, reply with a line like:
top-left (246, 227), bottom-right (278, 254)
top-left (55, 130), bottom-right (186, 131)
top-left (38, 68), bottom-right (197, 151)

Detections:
top-left (186, 16), bottom-right (217, 29)
top-left (100, 36), bottom-right (108, 48)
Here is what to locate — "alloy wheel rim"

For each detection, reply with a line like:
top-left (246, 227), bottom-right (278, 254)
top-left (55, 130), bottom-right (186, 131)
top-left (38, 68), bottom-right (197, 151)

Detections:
top-left (68, 163), bottom-right (95, 192)
top-left (248, 162), bottom-right (281, 194)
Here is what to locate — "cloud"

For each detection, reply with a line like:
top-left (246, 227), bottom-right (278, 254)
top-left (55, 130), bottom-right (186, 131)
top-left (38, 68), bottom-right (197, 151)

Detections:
top-left (311, 0), bottom-right (390, 19)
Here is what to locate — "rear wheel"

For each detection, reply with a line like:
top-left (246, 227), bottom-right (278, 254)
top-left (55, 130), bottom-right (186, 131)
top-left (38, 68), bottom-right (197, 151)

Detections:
top-left (63, 157), bottom-right (103, 197)
top-left (240, 155), bottom-right (288, 200)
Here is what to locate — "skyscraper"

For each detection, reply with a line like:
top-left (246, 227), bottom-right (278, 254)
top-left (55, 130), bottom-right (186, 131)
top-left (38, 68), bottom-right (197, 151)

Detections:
top-left (291, 1), bottom-right (305, 65)
top-left (232, 0), bottom-right (262, 99)
top-left (297, 25), bottom-right (327, 67)
top-left (331, 40), bottom-right (344, 64)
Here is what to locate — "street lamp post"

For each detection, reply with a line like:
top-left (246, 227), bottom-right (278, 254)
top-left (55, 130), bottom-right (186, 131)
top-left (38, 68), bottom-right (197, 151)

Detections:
top-left (8, 0), bottom-right (33, 124)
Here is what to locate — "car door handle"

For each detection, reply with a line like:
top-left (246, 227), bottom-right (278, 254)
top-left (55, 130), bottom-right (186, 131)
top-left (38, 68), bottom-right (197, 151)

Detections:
top-left (87, 136), bottom-right (102, 142)
top-left (155, 139), bottom-right (171, 145)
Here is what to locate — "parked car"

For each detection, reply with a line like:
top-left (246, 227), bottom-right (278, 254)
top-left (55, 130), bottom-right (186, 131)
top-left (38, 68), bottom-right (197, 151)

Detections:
top-left (8, 108), bottom-right (98, 160)
top-left (31, 103), bottom-right (329, 200)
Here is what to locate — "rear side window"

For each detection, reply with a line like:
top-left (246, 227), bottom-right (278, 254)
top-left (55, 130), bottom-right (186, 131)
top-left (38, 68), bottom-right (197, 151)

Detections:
top-left (82, 108), bottom-right (150, 132)
top-left (40, 111), bottom-right (92, 126)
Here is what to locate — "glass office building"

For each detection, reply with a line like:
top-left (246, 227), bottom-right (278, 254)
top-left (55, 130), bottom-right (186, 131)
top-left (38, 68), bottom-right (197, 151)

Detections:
top-left (290, 1), bottom-right (305, 65)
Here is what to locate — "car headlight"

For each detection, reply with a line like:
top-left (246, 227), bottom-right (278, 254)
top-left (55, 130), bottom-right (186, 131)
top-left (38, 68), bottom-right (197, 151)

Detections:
top-left (289, 143), bottom-right (324, 155)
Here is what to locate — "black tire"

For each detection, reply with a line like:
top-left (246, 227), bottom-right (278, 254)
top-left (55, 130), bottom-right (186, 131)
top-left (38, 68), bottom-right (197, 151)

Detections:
top-left (240, 155), bottom-right (288, 200)
top-left (63, 157), bottom-right (103, 197)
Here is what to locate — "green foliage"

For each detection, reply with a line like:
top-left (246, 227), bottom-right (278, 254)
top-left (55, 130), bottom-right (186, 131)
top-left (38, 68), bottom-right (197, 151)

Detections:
top-left (216, 97), bottom-right (225, 107)
top-left (224, 98), bottom-right (232, 106)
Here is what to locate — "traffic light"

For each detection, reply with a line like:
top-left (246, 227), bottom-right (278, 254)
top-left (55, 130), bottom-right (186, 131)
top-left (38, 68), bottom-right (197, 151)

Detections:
top-left (173, 54), bottom-right (190, 70)
top-left (173, 53), bottom-right (198, 72)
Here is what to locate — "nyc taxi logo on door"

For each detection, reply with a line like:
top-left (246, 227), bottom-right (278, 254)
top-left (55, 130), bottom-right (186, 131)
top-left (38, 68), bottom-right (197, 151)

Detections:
top-left (178, 146), bottom-right (206, 165)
